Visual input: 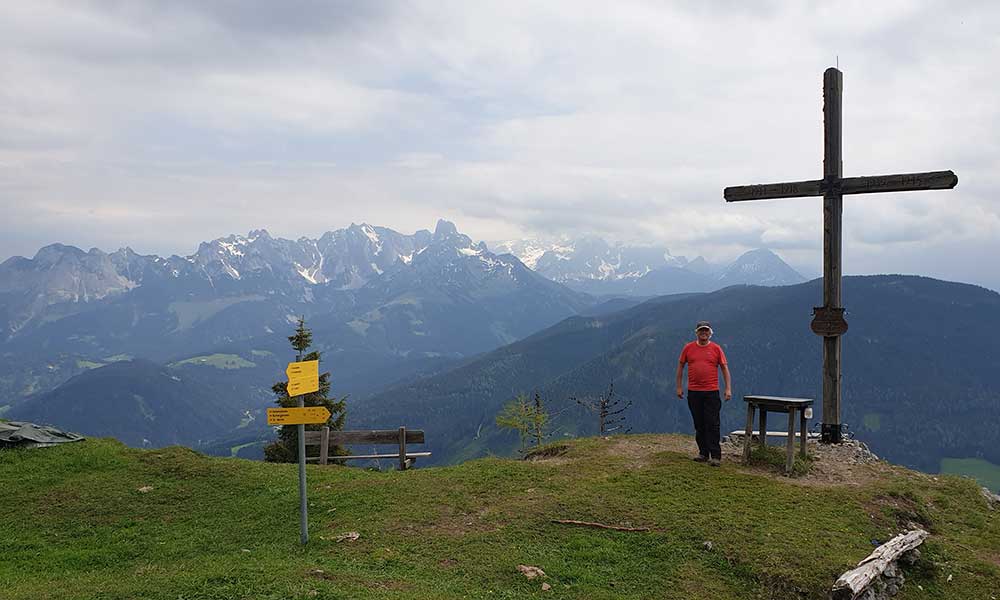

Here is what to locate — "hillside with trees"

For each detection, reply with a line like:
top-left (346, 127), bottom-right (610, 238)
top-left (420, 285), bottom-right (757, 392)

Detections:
top-left (353, 275), bottom-right (1000, 473)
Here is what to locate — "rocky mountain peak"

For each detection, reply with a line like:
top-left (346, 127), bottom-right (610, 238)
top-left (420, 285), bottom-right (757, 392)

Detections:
top-left (33, 243), bottom-right (88, 265)
top-left (492, 236), bottom-right (805, 295)
top-left (685, 256), bottom-right (716, 276)
top-left (715, 248), bottom-right (806, 287)
top-left (434, 219), bottom-right (460, 240)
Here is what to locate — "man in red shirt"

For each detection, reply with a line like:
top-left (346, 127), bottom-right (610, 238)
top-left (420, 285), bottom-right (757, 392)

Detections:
top-left (676, 320), bottom-right (732, 466)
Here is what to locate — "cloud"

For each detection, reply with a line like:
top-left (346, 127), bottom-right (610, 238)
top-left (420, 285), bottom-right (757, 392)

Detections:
top-left (1, 1), bottom-right (998, 290)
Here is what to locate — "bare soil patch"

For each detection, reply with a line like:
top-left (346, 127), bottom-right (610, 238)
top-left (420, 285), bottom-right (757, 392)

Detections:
top-left (605, 434), bottom-right (702, 468)
top-left (529, 433), bottom-right (900, 488)
top-left (864, 493), bottom-right (934, 531)
top-left (720, 436), bottom-right (897, 487)
top-left (523, 443), bottom-right (572, 465)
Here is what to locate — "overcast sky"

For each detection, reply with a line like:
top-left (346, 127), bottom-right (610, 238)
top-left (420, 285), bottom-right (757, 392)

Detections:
top-left (2, 1), bottom-right (998, 289)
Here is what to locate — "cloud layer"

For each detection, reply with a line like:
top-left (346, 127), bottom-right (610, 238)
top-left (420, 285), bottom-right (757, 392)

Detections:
top-left (2, 1), bottom-right (998, 289)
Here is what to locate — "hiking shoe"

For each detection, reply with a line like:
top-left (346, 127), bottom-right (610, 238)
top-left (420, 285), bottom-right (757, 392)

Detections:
top-left (692, 455), bottom-right (709, 463)
top-left (708, 458), bottom-right (721, 467)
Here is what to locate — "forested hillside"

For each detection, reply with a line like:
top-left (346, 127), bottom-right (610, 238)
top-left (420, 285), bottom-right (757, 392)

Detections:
top-left (353, 275), bottom-right (1000, 472)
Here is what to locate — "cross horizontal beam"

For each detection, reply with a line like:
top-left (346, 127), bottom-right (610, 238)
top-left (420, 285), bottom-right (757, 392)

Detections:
top-left (724, 170), bottom-right (957, 202)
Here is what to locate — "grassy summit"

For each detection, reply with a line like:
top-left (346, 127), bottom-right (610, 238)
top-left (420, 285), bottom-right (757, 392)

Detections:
top-left (2, 435), bottom-right (997, 599)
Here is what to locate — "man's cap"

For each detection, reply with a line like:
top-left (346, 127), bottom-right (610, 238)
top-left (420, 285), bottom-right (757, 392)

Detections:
top-left (695, 320), bottom-right (712, 331)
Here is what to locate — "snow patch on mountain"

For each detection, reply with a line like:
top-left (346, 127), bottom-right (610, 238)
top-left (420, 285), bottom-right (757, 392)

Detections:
top-left (489, 237), bottom-right (805, 295)
top-left (295, 263), bottom-right (319, 284)
top-left (0, 221), bottom-right (580, 339)
top-left (360, 224), bottom-right (382, 252)
top-left (490, 237), bottom-right (686, 285)
top-left (222, 262), bottom-right (240, 280)
top-left (218, 241), bottom-right (244, 257)
top-left (520, 246), bottom-right (547, 268)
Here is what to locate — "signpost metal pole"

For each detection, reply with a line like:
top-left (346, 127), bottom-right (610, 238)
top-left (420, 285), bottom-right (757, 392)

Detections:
top-left (272, 358), bottom-right (323, 544)
top-left (265, 401), bottom-right (331, 544)
top-left (296, 394), bottom-right (308, 545)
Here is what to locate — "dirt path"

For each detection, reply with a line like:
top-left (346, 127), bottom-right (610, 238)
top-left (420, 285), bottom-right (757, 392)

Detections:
top-left (582, 433), bottom-right (912, 488)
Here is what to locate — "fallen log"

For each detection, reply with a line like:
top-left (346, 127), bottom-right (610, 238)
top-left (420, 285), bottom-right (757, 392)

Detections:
top-left (831, 529), bottom-right (929, 600)
top-left (551, 519), bottom-right (649, 532)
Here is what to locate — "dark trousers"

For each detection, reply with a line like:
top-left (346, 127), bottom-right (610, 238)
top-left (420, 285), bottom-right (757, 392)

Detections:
top-left (688, 390), bottom-right (722, 459)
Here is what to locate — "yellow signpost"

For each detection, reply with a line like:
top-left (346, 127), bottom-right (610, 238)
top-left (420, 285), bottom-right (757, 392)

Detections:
top-left (280, 358), bottom-right (324, 545)
top-left (266, 406), bottom-right (331, 425)
top-left (286, 360), bottom-right (319, 396)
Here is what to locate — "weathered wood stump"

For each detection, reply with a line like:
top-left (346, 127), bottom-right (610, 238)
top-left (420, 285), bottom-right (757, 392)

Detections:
top-left (831, 529), bottom-right (928, 600)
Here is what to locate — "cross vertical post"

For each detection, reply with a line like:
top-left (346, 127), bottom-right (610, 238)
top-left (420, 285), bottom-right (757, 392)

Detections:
top-left (722, 68), bottom-right (957, 444)
top-left (822, 67), bottom-right (844, 443)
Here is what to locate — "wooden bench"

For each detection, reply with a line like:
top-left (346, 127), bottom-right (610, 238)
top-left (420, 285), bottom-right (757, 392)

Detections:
top-left (741, 395), bottom-right (814, 474)
top-left (730, 430), bottom-right (821, 440)
top-left (304, 427), bottom-right (431, 470)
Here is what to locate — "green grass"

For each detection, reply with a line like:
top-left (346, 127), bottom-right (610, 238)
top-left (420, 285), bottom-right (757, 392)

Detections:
top-left (941, 457), bottom-right (1000, 493)
top-left (75, 359), bottom-right (106, 370)
top-left (1, 435), bottom-right (998, 599)
top-left (748, 444), bottom-right (813, 476)
top-left (170, 353), bottom-right (257, 370)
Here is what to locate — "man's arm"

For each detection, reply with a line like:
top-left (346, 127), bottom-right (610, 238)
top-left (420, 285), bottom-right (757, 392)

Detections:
top-left (721, 364), bottom-right (732, 401)
top-left (675, 362), bottom-right (684, 399)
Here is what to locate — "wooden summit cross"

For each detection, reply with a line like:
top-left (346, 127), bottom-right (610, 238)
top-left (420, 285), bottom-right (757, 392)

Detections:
top-left (723, 67), bottom-right (958, 443)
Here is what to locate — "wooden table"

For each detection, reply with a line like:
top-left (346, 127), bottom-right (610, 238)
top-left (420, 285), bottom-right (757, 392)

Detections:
top-left (741, 395), bottom-right (814, 474)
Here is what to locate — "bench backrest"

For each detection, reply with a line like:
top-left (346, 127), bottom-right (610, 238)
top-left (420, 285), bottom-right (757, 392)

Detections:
top-left (303, 429), bottom-right (425, 446)
top-left (304, 427), bottom-right (426, 468)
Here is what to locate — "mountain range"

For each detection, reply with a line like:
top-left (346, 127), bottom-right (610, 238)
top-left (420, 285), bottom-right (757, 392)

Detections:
top-left (0, 220), bottom-right (589, 418)
top-left (489, 237), bottom-right (806, 295)
top-left (6, 221), bottom-right (987, 478)
top-left (0, 223), bottom-right (804, 413)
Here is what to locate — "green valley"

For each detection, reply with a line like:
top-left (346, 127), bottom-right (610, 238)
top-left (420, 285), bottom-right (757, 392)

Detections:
top-left (941, 457), bottom-right (1000, 494)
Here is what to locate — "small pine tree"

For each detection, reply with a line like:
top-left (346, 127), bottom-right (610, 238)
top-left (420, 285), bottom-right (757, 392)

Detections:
top-left (496, 393), bottom-right (532, 454)
top-left (264, 317), bottom-right (347, 463)
top-left (496, 391), bottom-right (549, 454)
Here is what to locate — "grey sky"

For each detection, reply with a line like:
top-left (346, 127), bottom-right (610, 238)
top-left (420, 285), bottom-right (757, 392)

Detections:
top-left (2, 1), bottom-right (998, 289)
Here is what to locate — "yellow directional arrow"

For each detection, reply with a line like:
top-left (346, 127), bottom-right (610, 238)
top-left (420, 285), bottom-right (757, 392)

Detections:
top-left (266, 406), bottom-right (331, 425)
top-left (286, 360), bottom-right (319, 396)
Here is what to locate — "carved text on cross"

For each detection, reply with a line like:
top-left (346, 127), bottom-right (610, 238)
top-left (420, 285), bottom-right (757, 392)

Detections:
top-left (725, 170), bottom-right (957, 202)
top-left (722, 67), bottom-right (957, 444)
top-left (726, 170), bottom-right (957, 202)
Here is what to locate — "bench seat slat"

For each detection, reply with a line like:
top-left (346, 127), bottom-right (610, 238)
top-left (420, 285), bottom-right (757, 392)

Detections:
top-left (730, 430), bottom-right (821, 439)
top-left (306, 451), bottom-right (432, 462)
top-left (340, 452), bottom-right (433, 460)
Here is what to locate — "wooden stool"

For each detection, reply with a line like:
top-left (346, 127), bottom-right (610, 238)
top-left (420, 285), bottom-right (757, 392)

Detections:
top-left (741, 395), bottom-right (814, 474)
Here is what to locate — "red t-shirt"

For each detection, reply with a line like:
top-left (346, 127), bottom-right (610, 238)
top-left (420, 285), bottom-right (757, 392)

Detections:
top-left (679, 341), bottom-right (727, 391)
